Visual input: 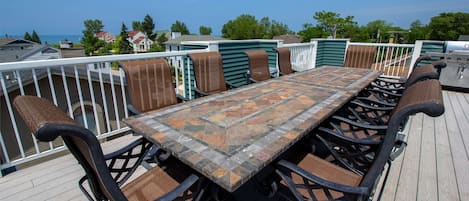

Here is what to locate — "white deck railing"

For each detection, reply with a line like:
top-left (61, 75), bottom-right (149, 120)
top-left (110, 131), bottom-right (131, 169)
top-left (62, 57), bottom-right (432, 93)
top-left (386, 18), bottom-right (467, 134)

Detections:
top-left (348, 42), bottom-right (416, 78)
top-left (279, 42), bottom-right (317, 71)
top-left (0, 49), bottom-right (207, 171)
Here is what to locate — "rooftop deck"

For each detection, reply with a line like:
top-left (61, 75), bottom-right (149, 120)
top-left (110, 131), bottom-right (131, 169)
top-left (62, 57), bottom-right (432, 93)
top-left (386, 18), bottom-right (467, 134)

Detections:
top-left (1, 90), bottom-right (467, 201)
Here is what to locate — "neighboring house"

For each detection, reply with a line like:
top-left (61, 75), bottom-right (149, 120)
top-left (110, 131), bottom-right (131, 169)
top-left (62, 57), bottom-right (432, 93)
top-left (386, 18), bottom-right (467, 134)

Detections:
top-left (273, 34), bottom-right (303, 44)
top-left (128, 30), bottom-right (153, 53)
top-left (164, 34), bottom-right (224, 68)
top-left (95, 31), bottom-right (115, 43)
top-left (59, 39), bottom-right (74, 49)
top-left (0, 38), bottom-right (61, 63)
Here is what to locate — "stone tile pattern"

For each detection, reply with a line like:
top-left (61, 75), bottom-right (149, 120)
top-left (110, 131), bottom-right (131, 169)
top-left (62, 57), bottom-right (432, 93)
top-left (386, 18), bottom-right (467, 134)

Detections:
top-left (281, 66), bottom-right (381, 94)
top-left (124, 66), bottom-right (381, 192)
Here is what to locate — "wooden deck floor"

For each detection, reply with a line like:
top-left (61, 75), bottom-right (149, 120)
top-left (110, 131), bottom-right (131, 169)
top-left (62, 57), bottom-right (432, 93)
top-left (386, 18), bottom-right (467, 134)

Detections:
top-left (0, 90), bottom-right (468, 201)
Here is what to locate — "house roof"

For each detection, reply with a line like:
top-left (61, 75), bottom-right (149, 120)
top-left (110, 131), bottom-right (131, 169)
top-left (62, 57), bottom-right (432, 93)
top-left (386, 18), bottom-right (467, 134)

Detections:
top-left (0, 39), bottom-right (54, 63)
top-left (129, 30), bottom-right (140, 37)
top-left (95, 32), bottom-right (107, 37)
top-left (273, 34), bottom-right (303, 44)
top-left (458, 35), bottom-right (469, 41)
top-left (0, 38), bottom-right (16, 46)
top-left (133, 36), bottom-right (145, 44)
top-left (164, 35), bottom-right (225, 45)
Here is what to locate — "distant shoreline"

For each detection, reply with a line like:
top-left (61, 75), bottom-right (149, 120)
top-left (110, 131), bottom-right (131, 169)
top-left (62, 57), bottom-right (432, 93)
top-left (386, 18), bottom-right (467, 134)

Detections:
top-left (7, 35), bottom-right (83, 44)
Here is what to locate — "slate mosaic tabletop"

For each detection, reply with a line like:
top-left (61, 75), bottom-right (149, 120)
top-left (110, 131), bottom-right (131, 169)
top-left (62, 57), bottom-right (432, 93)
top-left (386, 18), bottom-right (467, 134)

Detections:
top-left (123, 66), bottom-right (381, 192)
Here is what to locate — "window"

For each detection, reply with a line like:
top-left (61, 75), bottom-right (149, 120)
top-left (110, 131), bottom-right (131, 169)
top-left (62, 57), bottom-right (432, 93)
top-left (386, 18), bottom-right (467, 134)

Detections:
top-left (71, 102), bottom-right (105, 134)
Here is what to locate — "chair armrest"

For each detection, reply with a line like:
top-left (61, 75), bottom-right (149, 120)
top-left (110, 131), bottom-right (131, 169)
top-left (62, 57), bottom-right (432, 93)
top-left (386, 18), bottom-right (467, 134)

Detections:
top-left (276, 160), bottom-right (369, 195)
top-left (176, 94), bottom-right (189, 102)
top-left (432, 59), bottom-right (447, 69)
top-left (367, 88), bottom-right (403, 98)
top-left (127, 104), bottom-right (141, 116)
top-left (104, 137), bottom-right (147, 160)
top-left (354, 97), bottom-right (396, 107)
top-left (225, 80), bottom-right (239, 89)
top-left (375, 77), bottom-right (406, 85)
top-left (413, 55), bottom-right (432, 68)
top-left (194, 87), bottom-right (209, 97)
top-left (331, 116), bottom-right (388, 130)
top-left (349, 100), bottom-right (396, 111)
top-left (155, 174), bottom-right (200, 201)
top-left (318, 127), bottom-right (383, 145)
top-left (249, 77), bottom-right (259, 83)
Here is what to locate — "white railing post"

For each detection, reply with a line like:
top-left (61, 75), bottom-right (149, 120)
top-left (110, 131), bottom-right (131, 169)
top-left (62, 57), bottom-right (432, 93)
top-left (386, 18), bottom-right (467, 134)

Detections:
top-left (409, 40), bottom-right (424, 77)
top-left (310, 41), bottom-right (318, 69)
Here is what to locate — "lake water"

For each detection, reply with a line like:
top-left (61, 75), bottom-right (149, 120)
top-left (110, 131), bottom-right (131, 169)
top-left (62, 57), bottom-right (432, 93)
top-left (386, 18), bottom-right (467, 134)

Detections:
top-left (9, 35), bottom-right (83, 44)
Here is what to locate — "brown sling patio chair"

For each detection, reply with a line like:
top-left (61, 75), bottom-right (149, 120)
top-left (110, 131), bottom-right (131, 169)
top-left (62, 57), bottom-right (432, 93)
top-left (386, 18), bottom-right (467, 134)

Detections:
top-left (13, 96), bottom-right (206, 201)
top-left (188, 52), bottom-right (238, 97)
top-left (121, 58), bottom-right (187, 115)
top-left (275, 79), bottom-right (444, 201)
top-left (121, 58), bottom-right (188, 164)
top-left (314, 79), bottom-right (443, 175)
top-left (344, 45), bottom-right (377, 69)
top-left (244, 49), bottom-right (272, 83)
top-left (274, 47), bottom-right (295, 75)
top-left (364, 63), bottom-right (441, 106)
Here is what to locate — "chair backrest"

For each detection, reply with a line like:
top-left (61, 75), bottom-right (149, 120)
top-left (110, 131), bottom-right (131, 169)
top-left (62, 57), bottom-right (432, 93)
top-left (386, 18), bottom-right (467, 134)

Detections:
top-left (121, 59), bottom-right (177, 113)
top-left (405, 64), bottom-right (438, 87)
top-left (344, 45), bottom-right (377, 69)
top-left (188, 52), bottom-right (227, 95)
top-left (274, 47), bottom-right (294, 75)
top-left (13, 96), bottom-right (127, 200)
top-left (244, 49), bottom-right (271, 82)
top-left (359, 79), bottom-right (444, 191)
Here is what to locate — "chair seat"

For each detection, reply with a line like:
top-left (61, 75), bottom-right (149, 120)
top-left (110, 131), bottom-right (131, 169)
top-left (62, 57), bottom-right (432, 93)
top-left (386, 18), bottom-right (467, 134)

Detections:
top-left (122, 165), bottom-right (182, 201)
top-left (284, 154), bottom-right (362, 200)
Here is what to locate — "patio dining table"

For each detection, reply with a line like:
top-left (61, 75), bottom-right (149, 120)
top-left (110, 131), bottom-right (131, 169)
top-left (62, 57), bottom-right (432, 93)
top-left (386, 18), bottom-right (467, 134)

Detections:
top-left (123, 66), bottom-right (381, 192)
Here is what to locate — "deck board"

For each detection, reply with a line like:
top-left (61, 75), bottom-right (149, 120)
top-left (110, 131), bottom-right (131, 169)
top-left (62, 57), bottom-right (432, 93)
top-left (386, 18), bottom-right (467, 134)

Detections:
top-left (417, 114), bottom-right (438, 201)
top-left (0, 91), bottom-right (468, 201)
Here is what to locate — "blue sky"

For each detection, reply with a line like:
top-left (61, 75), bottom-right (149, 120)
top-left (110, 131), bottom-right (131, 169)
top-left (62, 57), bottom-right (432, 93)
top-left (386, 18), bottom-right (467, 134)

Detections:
top-left (1, 0), bottom-right (468, 36)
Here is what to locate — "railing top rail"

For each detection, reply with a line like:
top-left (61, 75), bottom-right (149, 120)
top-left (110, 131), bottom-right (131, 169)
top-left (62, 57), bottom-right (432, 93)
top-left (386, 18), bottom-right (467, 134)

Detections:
top-left (280, 43), bottom-right (315, 48)
top-left (0, 49), bottom-right (207, 71)
top-left (349, 42), bottom-right (414, 48)
top-left (182, 39), bottom-right (282, 46)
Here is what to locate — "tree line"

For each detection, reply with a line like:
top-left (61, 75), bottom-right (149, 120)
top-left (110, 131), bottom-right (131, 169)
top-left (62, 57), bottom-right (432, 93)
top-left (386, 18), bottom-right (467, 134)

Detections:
top-left (72, 11), bottom-right (468, 56)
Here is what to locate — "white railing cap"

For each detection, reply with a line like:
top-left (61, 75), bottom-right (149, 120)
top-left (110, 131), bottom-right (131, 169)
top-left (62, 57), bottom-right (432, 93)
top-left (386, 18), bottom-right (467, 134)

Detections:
top-left (0, 49), bottom-right (207, 71)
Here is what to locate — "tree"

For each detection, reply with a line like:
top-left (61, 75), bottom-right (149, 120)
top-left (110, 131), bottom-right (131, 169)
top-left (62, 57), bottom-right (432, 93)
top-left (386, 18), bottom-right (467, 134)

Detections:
top-left (259, 17), bottom-right (292, 39)
top-left (171, 20), bottom-right (190, 35)
top-left (298, 23), bottom-right (324, 42)
top-left (407, 20), bottom-right (428, 43)
top-left (24, 32), bottom-right (32, 41)
top-left (221, 14), bottom-right (264, 39)
top-left (199, 26), bottom-right (212, 35)
top-left (118, 23), bottom-right (133, 54)
top-left (364, 20), bottom-right (393, 43)
top-left (156, 33), bottom-right (168, 48)
top-left (428, 12), bottom-right (469, 40)
top-left (132, 21), bottom-right (143, 32)
top-left (83, 19), bottom-right (104, 34)
top-left (81, 19), bottom-right (105, 55)
top-left (81, 30), bottom-right (104, 56)
top-left (142, 15), bottom-right (157, 40)
top-left (31, 30), bottom-right (41, 44)
top-left (313, 11), bottom-right (356, 38)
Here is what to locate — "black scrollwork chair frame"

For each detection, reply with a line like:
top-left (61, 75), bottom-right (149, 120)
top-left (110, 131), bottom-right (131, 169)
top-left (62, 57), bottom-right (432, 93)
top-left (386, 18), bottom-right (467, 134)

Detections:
top-left (13, 96), bottom-right (205, 201)
top-left (275, 79), bottom-right (444, 201)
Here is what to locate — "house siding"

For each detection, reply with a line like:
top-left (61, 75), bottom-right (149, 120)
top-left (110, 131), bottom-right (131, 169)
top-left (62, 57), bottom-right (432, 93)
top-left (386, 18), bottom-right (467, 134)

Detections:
top-left (314, 39), bottom-right (348, 67)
